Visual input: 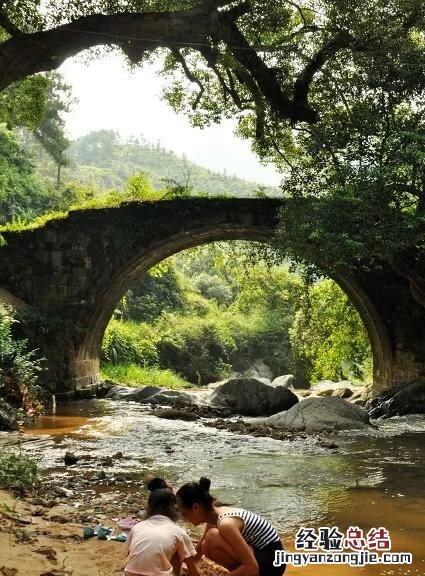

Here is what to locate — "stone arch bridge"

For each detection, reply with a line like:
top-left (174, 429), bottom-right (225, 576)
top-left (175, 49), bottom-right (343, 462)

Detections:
top-left (0, 198), bottom-right (424, 398)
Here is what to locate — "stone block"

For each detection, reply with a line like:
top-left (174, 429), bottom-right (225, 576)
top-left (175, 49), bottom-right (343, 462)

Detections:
top-left (52, 251), bottom-right (62, 268)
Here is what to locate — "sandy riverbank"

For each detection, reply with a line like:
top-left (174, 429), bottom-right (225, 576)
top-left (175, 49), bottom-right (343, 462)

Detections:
top-left (2, 484), bottom-right (424, 576)
top-left (0, 488), bottom-right (233, 576)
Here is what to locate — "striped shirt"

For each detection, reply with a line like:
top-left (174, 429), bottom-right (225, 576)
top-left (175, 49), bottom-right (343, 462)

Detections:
top-left (217, 508), bottom-right (280, 550)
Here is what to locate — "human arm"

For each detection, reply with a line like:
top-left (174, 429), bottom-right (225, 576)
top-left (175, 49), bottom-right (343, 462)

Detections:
top-left (183, 556), bottom-right (200, 576)
top-left (171, 552), bottom-right (183, 576)
top-left (176, 528), bottom-right (198, 575)
top-left (218, 518), bottom-right (259, 576)
top-left (125, 528), bottom-right (133, 556)
top-left (195, 523), bottom-right (214, 561)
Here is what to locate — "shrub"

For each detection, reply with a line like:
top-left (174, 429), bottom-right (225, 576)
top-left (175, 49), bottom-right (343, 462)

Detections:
top-left (101, 363), bottom-right (192, 389)
top-left (289, 280), bottom-right (372, 383)
top-left (102, 319), bottom-right (159, 365)
top-left (0, 450), bottom-right (40, 494)
top-left (0, 305), bottom-right (44, 417)
top-left (156, 311), bottom-right (236, 384)
top-left (124, 264), bottom-right (185, 323)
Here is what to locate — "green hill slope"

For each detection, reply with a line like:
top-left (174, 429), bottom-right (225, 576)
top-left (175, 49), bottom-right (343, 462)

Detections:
top-left (61, 130), bottom-right (280, 197)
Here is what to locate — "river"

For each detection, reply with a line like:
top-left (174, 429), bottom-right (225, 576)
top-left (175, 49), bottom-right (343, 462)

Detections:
top-left (2, 399), bottom-right (424, 575)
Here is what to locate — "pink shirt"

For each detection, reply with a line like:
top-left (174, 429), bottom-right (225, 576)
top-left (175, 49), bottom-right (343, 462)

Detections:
top-left (124, 515), bottom-right (196, 576)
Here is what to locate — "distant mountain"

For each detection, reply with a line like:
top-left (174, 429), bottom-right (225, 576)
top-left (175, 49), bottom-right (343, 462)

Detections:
top-left (62, 130), bottom-right (280, 197)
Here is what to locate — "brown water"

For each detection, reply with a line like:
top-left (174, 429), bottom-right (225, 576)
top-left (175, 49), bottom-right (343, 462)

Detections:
top-left (14, 400), bottom-right (425, 575)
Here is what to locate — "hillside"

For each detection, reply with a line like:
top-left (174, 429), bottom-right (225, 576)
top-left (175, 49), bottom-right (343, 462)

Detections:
top-left (43, 130), bottom-right (280, 197)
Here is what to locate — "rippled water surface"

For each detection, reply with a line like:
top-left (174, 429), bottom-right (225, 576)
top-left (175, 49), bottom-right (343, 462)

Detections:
top-left (5, 400), bottom-right (424, 575)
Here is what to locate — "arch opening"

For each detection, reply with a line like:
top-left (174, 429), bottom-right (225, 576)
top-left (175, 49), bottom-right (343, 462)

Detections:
top-left (75, 226), bottom-right (390, 393)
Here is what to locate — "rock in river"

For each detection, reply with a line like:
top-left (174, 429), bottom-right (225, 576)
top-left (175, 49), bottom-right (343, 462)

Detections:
top-left (210, 377), bottom-right (298, 416)
top-left (260, 397), bottom-right (372, 432)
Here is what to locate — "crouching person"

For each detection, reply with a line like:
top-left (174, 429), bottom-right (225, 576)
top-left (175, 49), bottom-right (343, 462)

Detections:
top-left (125, 477), bottom-right (199, 576)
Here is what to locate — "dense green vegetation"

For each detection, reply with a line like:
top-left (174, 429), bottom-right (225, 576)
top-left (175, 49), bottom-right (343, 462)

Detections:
top-left (0, 305), bottom-right (45, 425)
top-left (101, 363), bottom-right (193, 389)
top-left (102, 245), bottom-right (372, 386)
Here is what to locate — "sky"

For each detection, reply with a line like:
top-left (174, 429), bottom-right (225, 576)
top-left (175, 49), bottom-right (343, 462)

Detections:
top-left (59, 53), bottom-right (282, 186)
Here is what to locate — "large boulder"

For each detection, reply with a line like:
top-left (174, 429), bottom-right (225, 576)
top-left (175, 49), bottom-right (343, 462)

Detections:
top-left (260, 397), bottom-right (372, 432)
top-left (105, 384), bottom-right (162, 401)
top-left (105, 384), bottom-right (196, 407)
top-left (238, 359), bottom-right (274, 382)
top-left (210, 377), bottom-right (298, 416)
top-left (126, 386), bottom-right (163, 402)
top-left (271, 375), bottom-right (295, 389)
top-left (308, 380), bottom-right (371, 400)
top-left (147, 389), bottom-right (196, 407)
top-left (311, 380), bottom-right (355, 398)
top-left (369, 381), bottom-right (425, 418)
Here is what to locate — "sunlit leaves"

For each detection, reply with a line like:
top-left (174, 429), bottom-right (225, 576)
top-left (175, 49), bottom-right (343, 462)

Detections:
top-left (0, 76), bottom-right (48, 130)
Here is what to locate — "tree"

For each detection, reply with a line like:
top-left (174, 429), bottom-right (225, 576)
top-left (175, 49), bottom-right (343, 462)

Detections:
top-left (2, 0), bottom-right (423, 133)
top-left (271, 11), bottom-right (425, 306)
top-left (123, 262), bottom-right (185, 322)
top-left (0, 74), bottom-right (48, 131)
top-left (290, 280), bottom-right (371, 383)
top-left (0, 126), bottom-right (59, 224)
top-left (33, 73), bottom-right (72, 187)
top-left (70, 130), bottom-right (120, 167)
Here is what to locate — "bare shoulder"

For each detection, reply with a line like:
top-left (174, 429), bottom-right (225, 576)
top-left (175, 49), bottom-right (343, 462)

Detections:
top-left (217, 506), bottom-right (245, 515)
top-left (217, 507), bottom-right (245, 531)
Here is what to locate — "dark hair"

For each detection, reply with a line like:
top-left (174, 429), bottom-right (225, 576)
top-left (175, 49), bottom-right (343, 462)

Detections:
top-left (147, 476), bottom-right (169, 491)
top-left (146, 477), bottom-right (178, 521)
top-left (176, 477), bottom-right (215, 510)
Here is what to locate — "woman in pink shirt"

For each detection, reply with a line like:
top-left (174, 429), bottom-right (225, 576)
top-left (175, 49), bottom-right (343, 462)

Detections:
top-left (125, 477), bottom-right (199, 576)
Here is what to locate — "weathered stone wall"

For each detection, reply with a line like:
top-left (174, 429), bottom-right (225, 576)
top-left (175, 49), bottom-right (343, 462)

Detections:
top-left (0, 197), bottom-right (424, 397)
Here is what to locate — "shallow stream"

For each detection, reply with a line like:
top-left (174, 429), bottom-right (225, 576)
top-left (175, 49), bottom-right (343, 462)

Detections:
top-left (2, 399), bottom-right (424, 575)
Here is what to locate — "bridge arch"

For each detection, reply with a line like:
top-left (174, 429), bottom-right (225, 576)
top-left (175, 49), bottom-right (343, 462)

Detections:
top-left (78, 224), bottom-right (391, 396)
top-left (2, 197), bottom-right (418, 397)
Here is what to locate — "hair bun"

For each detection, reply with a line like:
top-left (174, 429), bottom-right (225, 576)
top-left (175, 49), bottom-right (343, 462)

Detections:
top-left (199, 477), bottom-right (211, 492)
top-left (147, 476), bottom-right (168, 492)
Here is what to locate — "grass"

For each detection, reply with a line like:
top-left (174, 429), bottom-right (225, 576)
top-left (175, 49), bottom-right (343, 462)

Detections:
top-left (0, 193), bottom-right (152, 234)
top-left (0, 450), bottom-right (40, 494)
top-left (0, 210), bottom-right (68, 234)
top-left (0, 196), bottom-right (127, 234)
top-left (101, 362), bottom-right (193, 390)
top-left (0, 188), bottom-right (201, 235)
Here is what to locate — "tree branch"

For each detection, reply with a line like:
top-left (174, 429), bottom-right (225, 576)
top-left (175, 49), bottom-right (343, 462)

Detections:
top-left (294, 30), bottom-right (356, 105)
top-left (226, 56), bottom-right (266, 139)
top-left (285, 0), bottom-right (309, 26)
top-left (267, 130), bottom-right (295, 170)
top-left (217, 12), bottom-right (319, 123)
top-left (171, 48), bottom-right (205, 109)
top-left (0, 7), bottom-right (215, 91)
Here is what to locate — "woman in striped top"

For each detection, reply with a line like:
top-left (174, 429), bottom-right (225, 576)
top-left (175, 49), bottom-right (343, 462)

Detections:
top-left (176, 477), bottom-right (285, 576)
